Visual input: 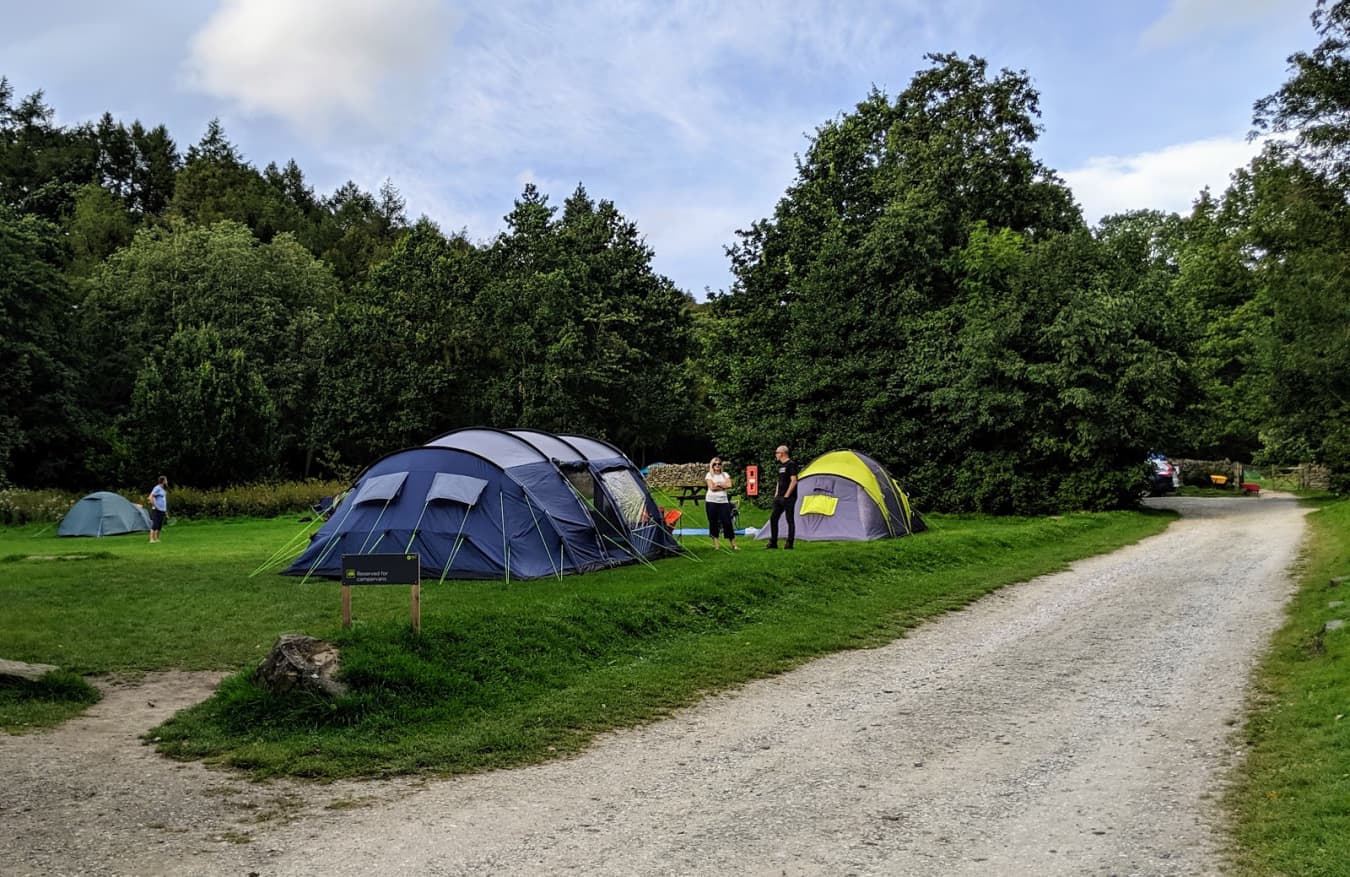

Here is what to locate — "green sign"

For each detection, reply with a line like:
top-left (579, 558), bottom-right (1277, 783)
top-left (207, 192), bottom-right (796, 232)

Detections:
top-left (341, 553), bottom-right (421, 586)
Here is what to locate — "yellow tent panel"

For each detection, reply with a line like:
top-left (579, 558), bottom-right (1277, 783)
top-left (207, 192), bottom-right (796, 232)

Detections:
top-left (800, 494), bottom-right (839, 516)
top-left (799, 450), bottom-right (888, 525)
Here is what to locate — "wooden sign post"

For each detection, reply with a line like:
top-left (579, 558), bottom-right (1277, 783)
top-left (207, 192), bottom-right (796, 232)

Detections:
top-left (340, 553), bottom-right (422, 635)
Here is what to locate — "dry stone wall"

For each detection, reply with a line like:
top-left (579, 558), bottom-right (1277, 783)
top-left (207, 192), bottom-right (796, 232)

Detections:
top-left (1173, 458), bottom-right (1245, 488)
top-left (643, 462), bottom-right (714, 490)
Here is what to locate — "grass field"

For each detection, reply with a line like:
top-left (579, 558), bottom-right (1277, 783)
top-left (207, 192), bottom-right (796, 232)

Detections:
top-left (1227, 497), bottom-right (1350, 877)
top-left (1, 505), bottom-right (1173, 777)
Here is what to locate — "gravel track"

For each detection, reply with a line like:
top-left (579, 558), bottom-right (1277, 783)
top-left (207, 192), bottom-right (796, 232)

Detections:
top-left (0, 494), bottom-right (1306, 876)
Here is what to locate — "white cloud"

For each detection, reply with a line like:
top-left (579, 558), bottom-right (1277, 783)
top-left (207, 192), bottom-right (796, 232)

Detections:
top-left (1140, 0), bottom-right (1305, 49)
top-left (418, 0), bottom-right (965, 170)
top-left (186, 0), bottom-right (454, 133)
top-left (1062, 135), bottom-right (1269, 223)
top-left (367, 0), bottom-right (964, 294)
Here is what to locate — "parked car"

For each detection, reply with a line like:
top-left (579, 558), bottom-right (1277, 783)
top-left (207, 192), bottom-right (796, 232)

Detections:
top-left (1148, 456), bottom-right (1179, 496)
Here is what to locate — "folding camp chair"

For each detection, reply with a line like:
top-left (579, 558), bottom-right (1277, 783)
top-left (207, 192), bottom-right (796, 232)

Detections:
top-left (662, 506), bottom-right (685, 546)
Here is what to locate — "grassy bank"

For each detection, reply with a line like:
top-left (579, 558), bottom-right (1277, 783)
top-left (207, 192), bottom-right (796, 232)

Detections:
top-left (2, 510), bottom-right (1171, 769)
top-left (1228, 497), bottom-right (1350, 876)
top-left (0, 670), bottom-right (100, 732)
top-left (84, 510), bottom-right (1171, 779)
top-left (0, 517), bottom-right (354, 672)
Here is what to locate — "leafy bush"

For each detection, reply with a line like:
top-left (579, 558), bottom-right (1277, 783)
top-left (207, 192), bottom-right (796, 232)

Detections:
top-left (164, 480), bottom-right (348, 519)
top-left (0, 489), bottom-right (80, 525)
top-left (0, 481), bottom-right (347, 525)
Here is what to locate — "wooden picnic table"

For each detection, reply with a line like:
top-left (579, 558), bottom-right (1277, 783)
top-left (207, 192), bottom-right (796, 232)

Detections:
top-left (669, 485), bottom-right (742, 507)
top-left (671, 485), bottom-right (705, 506)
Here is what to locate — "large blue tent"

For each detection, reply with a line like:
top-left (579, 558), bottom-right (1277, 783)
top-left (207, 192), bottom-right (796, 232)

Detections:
top-left (284, 428), bottom-right (678, 581)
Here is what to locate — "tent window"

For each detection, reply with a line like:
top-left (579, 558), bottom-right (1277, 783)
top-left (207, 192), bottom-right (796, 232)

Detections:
top-left (353, 471), bottom-right (408, 505)
top-left (426, 472), bottom-right (487, 507)
top-left (564, 469), bottom-right (598, 510)
top-left (800, 495), bottom-right (839, 516)
top-left (598, 468), bottom-right (648, 529)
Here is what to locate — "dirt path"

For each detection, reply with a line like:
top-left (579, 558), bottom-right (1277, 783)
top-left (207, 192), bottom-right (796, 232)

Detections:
top-left (0, 495), bottom-right (1306, 876)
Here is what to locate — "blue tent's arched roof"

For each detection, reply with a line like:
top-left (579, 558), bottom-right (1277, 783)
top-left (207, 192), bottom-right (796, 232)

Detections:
top-left (426, 428), bottom-right (550, 468)
top-left (507, 429), bottom-right (586, 462)
top-left (558, 434), bottom-right (625, 463)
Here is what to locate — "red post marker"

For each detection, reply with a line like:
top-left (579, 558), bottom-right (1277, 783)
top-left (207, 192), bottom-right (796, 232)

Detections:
top-left (746, 464), bottom-right (759, 497)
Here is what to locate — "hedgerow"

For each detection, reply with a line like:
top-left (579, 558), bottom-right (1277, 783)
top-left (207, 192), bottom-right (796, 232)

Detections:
top-left (0, 480), bottom-right (347, 525)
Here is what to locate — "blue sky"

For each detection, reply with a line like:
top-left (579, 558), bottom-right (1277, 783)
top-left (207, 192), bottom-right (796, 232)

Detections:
top-left (1, 0), bottom-right (1314, 297)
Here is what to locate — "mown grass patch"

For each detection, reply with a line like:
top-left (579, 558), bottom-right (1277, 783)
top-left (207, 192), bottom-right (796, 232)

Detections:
top-left (1227, 497), bottom-right (1350, 877)
top-left (128, 509), bottom-right (1174, 778)
top-left (0, 517), bottom-right (348, 672)
top-left (0, 670), bottom-right (101, 733)
top-left (2, 551), bottom-right (120, 563)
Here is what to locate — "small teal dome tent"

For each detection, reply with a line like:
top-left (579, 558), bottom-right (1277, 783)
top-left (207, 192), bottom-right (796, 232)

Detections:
top-left (284, 428), bottom-right (678, 581)
top-left (58, 491), bottom-right (152, 537)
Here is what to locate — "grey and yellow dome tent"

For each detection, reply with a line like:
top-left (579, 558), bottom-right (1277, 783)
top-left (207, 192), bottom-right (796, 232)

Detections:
top-left (755, 450), bottom-right (924, 542)
top-left (58, 491), bottom-right (152, 537)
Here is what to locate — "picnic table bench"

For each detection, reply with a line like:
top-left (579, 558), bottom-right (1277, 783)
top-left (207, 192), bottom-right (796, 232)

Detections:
top-left (668, 485), bottom-right (743, 507)
top-left (670, 484), bottom-right (705, 506)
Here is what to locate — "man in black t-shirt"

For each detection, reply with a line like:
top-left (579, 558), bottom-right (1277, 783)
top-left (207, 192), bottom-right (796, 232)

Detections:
top-left (767, 444), bottom-right (798, 549)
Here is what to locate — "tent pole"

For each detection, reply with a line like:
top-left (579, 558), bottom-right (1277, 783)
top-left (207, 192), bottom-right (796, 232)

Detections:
top-left (500, 492), bottom-right (511, 586)
top-left (357, 498), bottom-right (394, 553)
top-left (559, 476), bottom-right (614, 566)
top-left (405, 500), bottom-right (433, 553)
top-left (523, 495), bottom-right (563, 580)
top-left (299, 500), bottom-right (362, 585)
top-left (513, 478), bottom-right (579, 578)
top-left (629, 524), bottom-right (699, 562)
top-left (437, 511), bottom-right (473, 584)
top-left (600, 532), bottom-right (658, 570)
top-left (250, 516), bottom-right (325, 577)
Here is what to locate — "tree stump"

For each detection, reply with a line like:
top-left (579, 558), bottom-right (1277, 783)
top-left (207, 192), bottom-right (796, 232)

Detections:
top-left (253, 634), bottom-right (347, 699)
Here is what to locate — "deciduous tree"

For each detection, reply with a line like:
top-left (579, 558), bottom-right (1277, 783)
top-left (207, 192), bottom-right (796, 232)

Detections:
top-left (0, 208), bottom-right (84, 486)
top-left (709, 55), bottom-right (1188, 511)
top-left (128, 325), bottom-right (279, 487)
top-left (477, 184), bottom-right (694, 456)
top-left (78, 220), bottom-right (338, 480)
